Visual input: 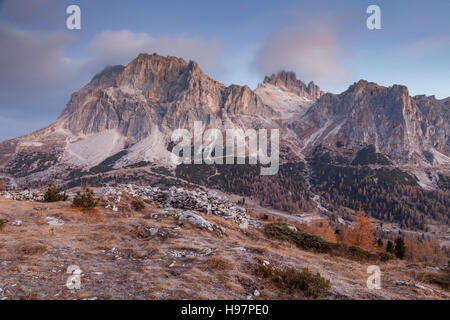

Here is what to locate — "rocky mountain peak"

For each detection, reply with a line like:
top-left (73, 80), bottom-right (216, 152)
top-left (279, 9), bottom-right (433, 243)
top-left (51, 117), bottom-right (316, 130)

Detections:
top-left (263, 71), bottom-right (323, 100)
top-left (115, 53), bottom-right (189, 94)
top-left (91, 65), bottom-right (125, 85)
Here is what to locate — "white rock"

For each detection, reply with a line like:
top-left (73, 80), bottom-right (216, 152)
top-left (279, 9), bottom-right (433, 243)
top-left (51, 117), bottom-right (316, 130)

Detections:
top-left (239, 220), bottom-right (249, 229)
top-left (178, 211), bottom-right (214, 231)
top-left (147, 228), bottom-right (158, 236)
top-left (45, 216), bottom-right (64, 226)
top-left (254, 290), bottom-right (260, 297)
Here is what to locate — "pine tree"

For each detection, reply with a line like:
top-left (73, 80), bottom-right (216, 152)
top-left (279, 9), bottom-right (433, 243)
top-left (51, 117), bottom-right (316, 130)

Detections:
top-left (376, 238), bottom-right (383, 247)
top-left (394, 237), bottom-right (406, 259)
top-left (386, 240), bottom-right (395, 254)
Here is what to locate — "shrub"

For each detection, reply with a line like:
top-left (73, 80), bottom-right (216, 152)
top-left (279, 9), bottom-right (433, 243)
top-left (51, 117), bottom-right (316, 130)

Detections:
top-left (0, 218), bottom-right (7, 231)
top-left (256, 263), bottom-right (330, 298)
top-left (264, 222), bottom-right (393, 262)
top-left (72, 188), bottom-right (98, 211)
top-left (264, 222), bottom-right (332, 253)
top-left (43, 185), bottom-right (68, 202)
top-left (131, 199), bottom-right (146, 212)
top-left (386, 240), bottom-right (395, 254)
top-left (18, 243), bottom-right (47, 256)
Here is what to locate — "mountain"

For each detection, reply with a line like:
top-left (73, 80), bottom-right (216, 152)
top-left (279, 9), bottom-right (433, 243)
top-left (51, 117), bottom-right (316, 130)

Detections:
top-left (290, 80), bottom-right (450, 166)
top-left (0, 53), bottom-right (282, 187)
top-left (0, 53), bottom-right (448, 231)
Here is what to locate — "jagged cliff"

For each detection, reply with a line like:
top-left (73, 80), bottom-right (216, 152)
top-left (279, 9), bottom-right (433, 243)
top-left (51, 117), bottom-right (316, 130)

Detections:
top-left (290, 80), bottom-right (449, 166)
top-left (0, 53), bottom-right (448, 193)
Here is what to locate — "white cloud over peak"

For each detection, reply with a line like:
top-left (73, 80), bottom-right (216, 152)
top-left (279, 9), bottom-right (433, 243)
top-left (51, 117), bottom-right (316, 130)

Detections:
top-left (254, 23), bottom-right (349, 86)
top-left (89, 30), bottom-right (225, 76)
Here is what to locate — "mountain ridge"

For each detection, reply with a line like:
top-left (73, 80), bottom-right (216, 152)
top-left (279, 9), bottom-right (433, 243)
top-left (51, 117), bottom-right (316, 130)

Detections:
top-left (0, 53), bottom-right (448, 195)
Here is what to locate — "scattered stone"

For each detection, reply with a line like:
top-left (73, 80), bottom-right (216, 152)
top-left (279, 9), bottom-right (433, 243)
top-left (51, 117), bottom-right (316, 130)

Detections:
top-left (178, 211), bottom-right (214, 231)
top-left (0, 190), bottom-right (44, 201)
top-left (254, 290), bottom-right (260, 297)
top-left (10, 220), bottom-right (23, 226)
top-left (287, 225), bottom-right (298, 232)
top-left (148, 228), bottom-right (158, 237)
top-left (239, 221), bottom-right (249, 229)
top-left (393, 281), bottom-right (434, 293)
top-left (1, 183), bottom-right (250, 227)
top-left (118, 184), bottom-right (248, 226)
top-left (45, 216), bottom-right (64, 226)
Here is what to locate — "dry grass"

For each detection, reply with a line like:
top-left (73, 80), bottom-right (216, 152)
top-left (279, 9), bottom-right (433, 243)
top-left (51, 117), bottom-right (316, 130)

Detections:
top-left (82, 208), bottom-right (104, 223)
top-left (201, 256), bottom-right (236, 271)
top-left (0, 197), bottom-right (448, 300)
top-left (16, 242), bottom-right (47, 259)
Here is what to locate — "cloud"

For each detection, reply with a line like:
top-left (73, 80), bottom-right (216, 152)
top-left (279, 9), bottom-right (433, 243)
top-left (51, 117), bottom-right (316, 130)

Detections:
top-left (89, 30), bottom-right (225, 77)
top-left (396, 35), bottom-right (450, 57)
top-left (0, 0), bottom-right (65, 30)
top-left (0, 25), bottom-right (75, 86)
top-left (254, 22), bottom-right (349, 86)
top-left (0, 24), bottom-right (86, 116)
top-left (0, 25), bottom-right (226, 140)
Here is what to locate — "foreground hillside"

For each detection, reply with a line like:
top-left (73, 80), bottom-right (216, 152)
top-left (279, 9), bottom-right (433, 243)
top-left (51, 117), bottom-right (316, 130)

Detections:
top-left (0, 187), bottom-right (448, 300)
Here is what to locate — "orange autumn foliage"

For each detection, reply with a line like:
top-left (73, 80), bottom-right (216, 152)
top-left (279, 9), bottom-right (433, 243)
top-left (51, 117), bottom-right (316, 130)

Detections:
top-left (312, 220), bottom-right (337, 243)
top-left (337, 208), bottom-right (376, 251)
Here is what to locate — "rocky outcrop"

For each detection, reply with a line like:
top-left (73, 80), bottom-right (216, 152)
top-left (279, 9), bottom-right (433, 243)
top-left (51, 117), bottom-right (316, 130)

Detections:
top-left (291, 80), bottom-right (450, 165)
top-left (99, 184), bottom-right (249, 226)
top-left (263, 71), bottom-right (323, 100)
top-left (59, 53), bottom-right (276, 141)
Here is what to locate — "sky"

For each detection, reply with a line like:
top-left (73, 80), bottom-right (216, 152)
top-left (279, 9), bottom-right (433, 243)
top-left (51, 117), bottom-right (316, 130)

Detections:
top-left (0, 0), bottom-right (449, 141)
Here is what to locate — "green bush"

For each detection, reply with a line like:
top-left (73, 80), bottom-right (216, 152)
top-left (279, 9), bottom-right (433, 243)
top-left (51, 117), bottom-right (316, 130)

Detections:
top-left (72, 188), bottom-right (98, 210)
top-left (264, 222), bottom-right (332, 253)
top-left (256, 263), bottom-right (330, 298)
top-left (43, 185), bottom-right (68, 202)
top-left (131, 200), bottom-right (146, 211)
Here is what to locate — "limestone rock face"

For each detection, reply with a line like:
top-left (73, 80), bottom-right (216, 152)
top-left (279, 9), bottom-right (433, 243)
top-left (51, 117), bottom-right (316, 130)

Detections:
top-left (291, 80), bottom-right (450, 165)
top-left (0, 53), bottom-right (448, 189)
top-left (0, 54), bottom-right (283, 187)
top-left (59, 53), bottom-right (276, 141)
top-left (263, 71), bottom-right (323, 100)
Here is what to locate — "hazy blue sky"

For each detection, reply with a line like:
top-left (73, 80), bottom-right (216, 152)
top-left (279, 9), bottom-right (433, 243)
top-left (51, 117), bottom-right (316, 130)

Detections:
top-left (0, 0), bottom-right (449, 140)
